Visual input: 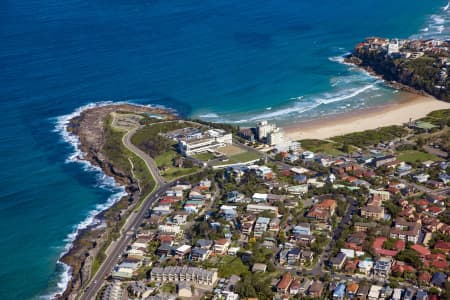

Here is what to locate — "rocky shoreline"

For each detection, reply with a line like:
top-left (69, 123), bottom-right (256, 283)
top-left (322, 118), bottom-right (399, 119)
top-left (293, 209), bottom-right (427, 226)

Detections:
top-left (58, 104), bottom-right (174, 299)
top-left (344, 55), bottom-right (433, 98)
top-left (344, 37), bottom-right (450, 102)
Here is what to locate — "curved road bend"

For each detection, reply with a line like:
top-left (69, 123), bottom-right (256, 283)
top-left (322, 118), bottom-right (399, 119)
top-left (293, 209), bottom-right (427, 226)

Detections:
top-left (81, 127), bottom-right (167, 300)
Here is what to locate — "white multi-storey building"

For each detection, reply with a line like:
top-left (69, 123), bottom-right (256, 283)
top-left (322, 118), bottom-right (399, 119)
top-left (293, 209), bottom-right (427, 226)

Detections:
top-left (267, 127), bottom-right (285, 145)
top-left (178, 128), bottom-right (232, 156)
top-left (256, 120), bottom-right (275, 140)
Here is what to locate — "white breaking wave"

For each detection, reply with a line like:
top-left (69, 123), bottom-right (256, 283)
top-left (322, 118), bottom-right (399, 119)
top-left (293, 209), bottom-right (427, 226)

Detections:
top-left (197, 113), bottom-right (219, 118)
top-left (229, 83), bottom-right (378, 123)
top-left (319, 84), bottom-right (375, 105)
top-left (432, 15), bottom-right (446, 25)
top-left (444, 2), bottom-right (450, 11)
top-left (328, 52), bottom-right (350, 64)
top-left (43, 100), bottom-right (161, 299)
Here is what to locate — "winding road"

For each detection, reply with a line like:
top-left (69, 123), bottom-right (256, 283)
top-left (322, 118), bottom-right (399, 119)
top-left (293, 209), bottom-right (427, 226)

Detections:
top-left (80, 126), bottom-right (168, 300)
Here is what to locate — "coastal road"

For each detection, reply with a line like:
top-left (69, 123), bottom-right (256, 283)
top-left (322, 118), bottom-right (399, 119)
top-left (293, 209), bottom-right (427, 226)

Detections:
top-left (123, 126), bottom-right (166, 185)
top-left (81, 183), bottom-right (171, 300)
top-left (80, 126), bottom-right (167, 300)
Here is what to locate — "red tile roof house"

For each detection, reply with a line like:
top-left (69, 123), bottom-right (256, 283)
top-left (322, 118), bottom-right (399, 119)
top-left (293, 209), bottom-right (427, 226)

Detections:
top-left (434, 240), bottom-right (450, 252)
top-left (276, 273), bottom-right (293, 294)
top-left (426, 253), bottom-right (447, 261)
top-left (289, 278), bottom-right (300, 295)
top-left (372, 237), bottom-right (405, 257)
top-left (427, 206), bottom-right (444, 216)
top-left (391, 261), bottom-right (416, 276)
top-left (315, 199), bottom-right (337, 215)
top-left (418, 271), bottom-right (432, 285)
top-left (432, 259), bottom-right (449, 270)
top-left (411, 244), bottom-right (431, 257)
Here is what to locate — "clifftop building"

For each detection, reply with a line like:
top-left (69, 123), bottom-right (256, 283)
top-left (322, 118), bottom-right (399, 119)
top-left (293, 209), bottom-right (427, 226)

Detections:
top-left (176, 128), bottom-right (232, 156)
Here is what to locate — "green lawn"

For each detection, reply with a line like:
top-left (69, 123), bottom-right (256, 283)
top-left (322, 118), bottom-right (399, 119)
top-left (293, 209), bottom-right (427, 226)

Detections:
top-left (162, 167), bottom-right (200, 181)
top-left (300, 139), bottom-right (344, 156)
top-left (154, 148), bottom-right (178, 168)
top-left (192, 152), bottom-right (216, 161)
top-left (397, 150), bottom-right (442, 163)
top-left (217, 256), bottom-right (249, 278)
top-left (209, 150), bottom-right (261, 166)
top-left (228, 151), bottom-right (261, 163)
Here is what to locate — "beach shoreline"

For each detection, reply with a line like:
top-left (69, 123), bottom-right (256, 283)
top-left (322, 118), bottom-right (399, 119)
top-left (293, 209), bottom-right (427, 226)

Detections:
top-left (283, 92), bottom-right (450, 140)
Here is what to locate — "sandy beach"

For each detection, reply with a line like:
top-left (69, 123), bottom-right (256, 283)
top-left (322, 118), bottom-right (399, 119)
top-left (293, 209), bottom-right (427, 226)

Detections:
top-left (283, 93), bottom-right (450, 140)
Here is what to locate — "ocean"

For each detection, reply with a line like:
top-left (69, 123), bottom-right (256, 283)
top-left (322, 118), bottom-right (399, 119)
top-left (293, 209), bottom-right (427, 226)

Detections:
top-left (0, 0), bottom-right (448, 298)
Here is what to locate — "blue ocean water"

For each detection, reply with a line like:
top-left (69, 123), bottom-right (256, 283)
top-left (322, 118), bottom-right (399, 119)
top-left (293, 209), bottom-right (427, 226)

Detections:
top-left (0, 0), bottom-right (448, 298)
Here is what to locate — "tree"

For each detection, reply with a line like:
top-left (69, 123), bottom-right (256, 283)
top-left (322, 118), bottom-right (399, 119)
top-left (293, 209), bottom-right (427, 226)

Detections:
top-left (341, 143), bottom-right (351, 153)
top-left (235, 274), bottom-right (256, 298)
top-left (395, 249), bottom-right (423, 269)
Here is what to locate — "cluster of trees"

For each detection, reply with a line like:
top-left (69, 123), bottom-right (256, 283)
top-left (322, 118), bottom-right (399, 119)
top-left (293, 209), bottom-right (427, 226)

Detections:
top-left (332, 125), bottom-right (408, 148)
top-left (235, 272), bottom-right (274, 300)
top-left (131, 121), bottom-right (196, 157)
top-left (189, 119), bottom-right (240, 134)
top-left (395, 249), bottom-right (423, 269)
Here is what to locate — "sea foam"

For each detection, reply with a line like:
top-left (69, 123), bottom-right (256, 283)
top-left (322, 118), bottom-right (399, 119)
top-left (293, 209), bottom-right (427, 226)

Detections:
top-left (44, 100), bottom-right (160, 299)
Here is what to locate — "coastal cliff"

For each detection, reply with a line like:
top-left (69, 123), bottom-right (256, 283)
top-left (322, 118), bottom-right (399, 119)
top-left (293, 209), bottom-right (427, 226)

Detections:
top-left (346, 37), bottom-right (450, 101)
top-left (59, 104), bottom-right (173, 299)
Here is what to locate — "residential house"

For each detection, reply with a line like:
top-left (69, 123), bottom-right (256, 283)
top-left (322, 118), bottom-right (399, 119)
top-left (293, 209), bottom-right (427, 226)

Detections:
top-left (308, 281), bottom-right (324, 298)
top-left (373, 257), bottom-right (392, 278)
top-left (254, 217), bottom-right (271, 238)
top-left (150, 266), bottom-right (218, 286)
top-left (276, 273), bottom-right (293, 294)
top-left (246, 204), bottom-right (278, 216)
top-left (333, 283), bottom-right (346, 300)
top-left (196, 239), bottom-right (213, 250)
top-left (330, 252), bottom-right (347, 270)
top-left (300, 250), bottom-right (314, 265)
top-left (416, 290), bottom-right (428, 300)
top-left (287, 248), bottom-right (301, 266)
top-left (368, 285), bottom-right (382, 300)
top-left (190, 248), bottom-right (210, 261)
top-left (372, 155), bottom-right (396, 168)
top-left (175, 245), bottom-right (191, 258)
top-left (391, 288), bottom-right (403, 300)
top-left (390, 218), bottom-right (421, 243)
top-left (293, 223), bottom-right (311, 235)
top-left (289, 278), bottom-right (300, 295)
top-left (255, 166), bottom-right (273, 180)
top-left (414, 173), bottom-right (430, 183)
top-left (358, 260), bottom-right (373, 275)
top-left (252, 263), bottom-right (267, 273)
top-left (346, 283), bottom-right (359, 299)
top-left (269, 218), bottom-right (280, 232)
top-left (356, 284), bottom-right (370, 300)
top-left (213, 239), bottom-right (230, 255)
top-left (361, 205), bottom-right (385, 220)
top-left (354, 222), bottom-right (377, 233)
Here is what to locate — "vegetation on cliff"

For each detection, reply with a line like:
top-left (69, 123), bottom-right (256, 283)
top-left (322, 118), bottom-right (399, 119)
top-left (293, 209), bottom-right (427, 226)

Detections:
top-left (348, 38), bottom-right (450, 101)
